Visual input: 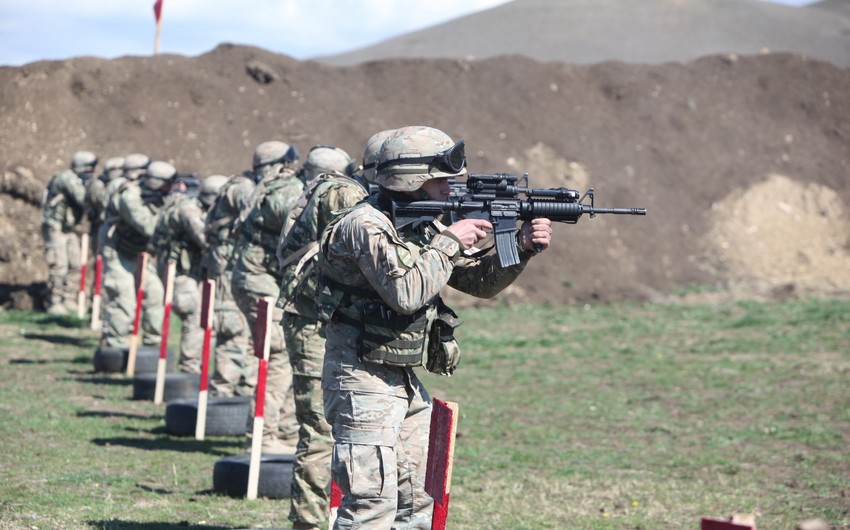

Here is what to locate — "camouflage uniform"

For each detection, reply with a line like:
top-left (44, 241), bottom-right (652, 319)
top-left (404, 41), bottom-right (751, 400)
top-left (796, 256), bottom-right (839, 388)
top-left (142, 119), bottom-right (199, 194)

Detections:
top-left (85, 157), bottom-right (124, 255)
top-left (231, 164), bottom-right (304, 449)
top-left (41, 159), bottom-right (91, 313)
top-left (149, 192), bottom-right (207, 372)
top-left (276, 145), bottom-right (364, 529)
top-left (99, 163), bottom-right (171, 347)
top-left (316, 126), bottom-right (540, 528)
top-left (201, 174), bottom-right (258, 397)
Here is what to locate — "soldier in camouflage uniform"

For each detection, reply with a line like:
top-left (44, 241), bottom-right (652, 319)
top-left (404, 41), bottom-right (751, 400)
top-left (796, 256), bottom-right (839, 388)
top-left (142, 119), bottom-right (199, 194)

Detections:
top-left (230, 140), bottom-right (303, 453)
top-left (41, 151), bottom-right (97, 314)
top-left (316, 126), bottom-right (554, 528)
top-left (148, 175), bottom-right (226, 372)
top-left (276, 142), bottom-right (372, 530)
top-left (85, 156), bottom-right (124, 255)
top-left (99, 161), bottom-right (176, 348)
top-left (202, 171), bottom-right (258, 398)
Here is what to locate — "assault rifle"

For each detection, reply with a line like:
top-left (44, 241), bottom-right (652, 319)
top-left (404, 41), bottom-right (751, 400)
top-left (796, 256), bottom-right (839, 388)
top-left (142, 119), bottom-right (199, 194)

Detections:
top-left (386, 173), bottom-right (647, 267)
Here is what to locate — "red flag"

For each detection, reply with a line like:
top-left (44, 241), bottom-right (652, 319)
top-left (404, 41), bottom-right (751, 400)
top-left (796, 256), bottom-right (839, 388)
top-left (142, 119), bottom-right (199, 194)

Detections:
top-left (153, 0), bottom-right (163, 23)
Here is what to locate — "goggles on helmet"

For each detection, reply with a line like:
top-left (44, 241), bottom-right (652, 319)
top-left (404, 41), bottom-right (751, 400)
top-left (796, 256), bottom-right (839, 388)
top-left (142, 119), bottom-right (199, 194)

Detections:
top-left (377, 139), bottom-right (466, 175)
top-left (256, 145), bottom-right (300, 169)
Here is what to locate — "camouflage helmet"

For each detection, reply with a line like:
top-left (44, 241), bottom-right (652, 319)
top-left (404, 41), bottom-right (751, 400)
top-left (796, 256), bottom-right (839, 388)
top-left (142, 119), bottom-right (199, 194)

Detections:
top-left (70, 151), bottom-right (98, 173)
top-left (301, 145), bottom-right (355, 181)
top-left (199, 174), bottom-right (229, 207)
top-left (362, 129), bottom-right (396, 184)
top-left (252, 140), bottom-right (298, 170)
top-left (123, 153), bottom-right (151, 180)
top-left (143, 161), bottom-right (177, 191)
top-left (375, 126), bottom-right (466, 192)
top-left (103, 157), bottom-right (125, 181)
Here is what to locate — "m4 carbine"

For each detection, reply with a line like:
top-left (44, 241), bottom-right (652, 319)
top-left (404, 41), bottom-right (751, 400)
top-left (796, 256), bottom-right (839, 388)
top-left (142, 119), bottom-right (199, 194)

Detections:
top-left (387, 173), bottom-right (647, 267)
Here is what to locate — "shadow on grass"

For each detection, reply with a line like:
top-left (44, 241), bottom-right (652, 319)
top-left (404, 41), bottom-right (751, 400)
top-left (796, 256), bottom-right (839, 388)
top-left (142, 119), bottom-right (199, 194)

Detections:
top-left (77, 410), bottom-right (156, 420)
top-left (21, 331), bottom-right (97, 348)
top-left (35, 314), bottom-right (89, 328)
top-left (70, 374), bottom-right (133, 386)
top-left (90, 435), bottom-right (244, 456)
top-left (10, 355), bottom-right (89, 365)
top-left (86, 520), bottom-right (242, 530)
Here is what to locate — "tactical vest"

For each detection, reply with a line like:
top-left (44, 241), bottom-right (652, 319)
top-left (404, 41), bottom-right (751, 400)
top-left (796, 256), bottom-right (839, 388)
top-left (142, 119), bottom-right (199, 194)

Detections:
top-left (316, 197), bottom-right (454, 369)
top-left (150, 195), bottom-right (205, 278)
top-left (110, 181), bottom-right (160, 256)
top-left (276, 174), bottom-right (365, 317)
top-left (239, 176), bottom-right (303, 271)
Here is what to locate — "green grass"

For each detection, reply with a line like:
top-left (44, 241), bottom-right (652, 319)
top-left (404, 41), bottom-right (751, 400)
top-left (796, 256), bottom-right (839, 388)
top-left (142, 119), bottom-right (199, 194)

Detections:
top-left (1, 299), bottom-right (848, 529)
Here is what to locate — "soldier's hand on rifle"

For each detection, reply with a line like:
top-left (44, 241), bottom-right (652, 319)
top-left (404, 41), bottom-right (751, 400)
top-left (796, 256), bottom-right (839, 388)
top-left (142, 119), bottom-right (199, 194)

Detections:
top-left (519, 218), bottom-right (552, 253)
top-left (445, 218), bottom-right (492, 250)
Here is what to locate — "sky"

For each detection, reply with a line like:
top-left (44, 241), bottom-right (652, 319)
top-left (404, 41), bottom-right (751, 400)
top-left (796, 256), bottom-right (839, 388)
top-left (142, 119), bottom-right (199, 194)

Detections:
top-left (0, 0), bottom-right (816, 68)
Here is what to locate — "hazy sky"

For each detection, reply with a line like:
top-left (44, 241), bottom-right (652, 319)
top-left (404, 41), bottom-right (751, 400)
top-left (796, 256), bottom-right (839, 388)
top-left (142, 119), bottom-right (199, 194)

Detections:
top-left (0, 0), bottom-right (816, 67)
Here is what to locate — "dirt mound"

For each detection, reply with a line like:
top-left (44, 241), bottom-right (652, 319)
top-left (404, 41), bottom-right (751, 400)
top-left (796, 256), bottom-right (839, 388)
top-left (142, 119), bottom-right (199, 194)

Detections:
top-left (1, 46), bottom-right (848, 308)
top-left (318, 0), bottom-right (850, 68)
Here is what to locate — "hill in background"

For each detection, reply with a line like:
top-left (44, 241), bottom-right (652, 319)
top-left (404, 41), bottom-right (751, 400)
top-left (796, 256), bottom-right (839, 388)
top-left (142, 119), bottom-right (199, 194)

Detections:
top-left (317, 0), bottom-right (850, 67)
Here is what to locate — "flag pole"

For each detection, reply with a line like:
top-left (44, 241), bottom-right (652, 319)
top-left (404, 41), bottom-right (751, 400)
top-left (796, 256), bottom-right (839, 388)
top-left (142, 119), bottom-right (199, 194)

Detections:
top-left (153, 0), bottom-right (163, 55)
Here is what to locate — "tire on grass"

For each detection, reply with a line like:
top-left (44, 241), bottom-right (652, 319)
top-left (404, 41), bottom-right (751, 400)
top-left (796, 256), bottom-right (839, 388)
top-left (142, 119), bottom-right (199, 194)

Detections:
top-left (165, 396), bottom-right (251, 437)
top-left (132, 372), bottom-right (197, 401)
top-left (134, 346), bottom-right (176, 374)
top-left (213, 453), bottom-right (295, 499)
top-left (92, 346), bottom-right (129, 373)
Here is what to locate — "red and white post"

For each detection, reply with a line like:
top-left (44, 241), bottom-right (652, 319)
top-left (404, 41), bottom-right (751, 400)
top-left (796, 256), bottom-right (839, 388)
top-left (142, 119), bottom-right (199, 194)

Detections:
top-left (126, 252), bottom-right (149, 377)
top-left (246, 296), bottom-right (273, 500)
top-left (77, 233), bottom-right (89, 319)
top-left (195, 279), bottom-right (216, 440)
top-left (425, 398), bottom-right (459, 530)
top-left (90, 254), bottom-right (103, 331)
top-left (154, 260), bottom-right (176, 405)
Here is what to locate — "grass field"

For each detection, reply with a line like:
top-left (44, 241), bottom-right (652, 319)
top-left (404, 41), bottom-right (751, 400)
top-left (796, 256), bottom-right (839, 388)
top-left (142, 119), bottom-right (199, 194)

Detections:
top-left (0, 299), bottom-right (848, 529)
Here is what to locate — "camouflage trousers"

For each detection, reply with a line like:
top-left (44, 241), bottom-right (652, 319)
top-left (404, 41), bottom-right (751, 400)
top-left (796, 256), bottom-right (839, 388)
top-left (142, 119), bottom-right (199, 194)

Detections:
top-left (171, 275), bottom-right (204, 373)
top-left (100, 242), bottom-right (163, 348)
top-left (322, 320), bottom-right (434, 529)
top-left (231, 273), bottom-right (298, 444)
top-left (282, 313), bottom-right (333, 529)
top-left (40, 224), bottom-right (82, 311)
top-left (210, 273), bottom-right (257, 398)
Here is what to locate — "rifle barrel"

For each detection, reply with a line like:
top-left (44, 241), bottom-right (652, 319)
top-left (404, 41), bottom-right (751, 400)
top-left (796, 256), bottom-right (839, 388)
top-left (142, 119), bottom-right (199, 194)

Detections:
top-left (587, 207), bottom-right (647, 215)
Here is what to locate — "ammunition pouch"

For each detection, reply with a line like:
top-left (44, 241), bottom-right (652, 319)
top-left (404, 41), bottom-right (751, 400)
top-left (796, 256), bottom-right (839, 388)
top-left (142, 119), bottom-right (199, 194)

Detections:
top-left (425, 301), bottom-right (463, 376)
top-left (114, 222), bottom-right (149, 256)
top-left (356, 301), bottom-right (428, 367)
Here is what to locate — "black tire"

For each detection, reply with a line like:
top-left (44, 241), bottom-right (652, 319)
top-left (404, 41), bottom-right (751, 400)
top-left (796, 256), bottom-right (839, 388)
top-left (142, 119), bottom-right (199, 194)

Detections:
top-left (164, 396), bottom-right (251, 437)
top-left (132, 372), bottom-right (198, 401)
top-left (213, 453), bottom-right (295, 499)
top-left (92, 346), bottom-right (129, 373)
top-left (134, 346), bottom-right (176, 374)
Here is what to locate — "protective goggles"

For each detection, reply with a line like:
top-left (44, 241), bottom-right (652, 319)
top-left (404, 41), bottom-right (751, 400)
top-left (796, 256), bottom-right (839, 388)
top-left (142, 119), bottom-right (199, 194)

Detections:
top-left (377, 140), bottom-right (466, 174)
top-left (257, 145), bottom-right (300, 169)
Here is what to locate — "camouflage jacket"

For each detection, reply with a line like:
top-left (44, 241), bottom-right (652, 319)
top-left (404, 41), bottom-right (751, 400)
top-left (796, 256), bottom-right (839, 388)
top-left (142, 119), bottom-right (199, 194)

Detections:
top-left (149, 193), bottom-right (207, 279)
top-left (41, 169), bottom-right (87, 231)
top-left (201, 174), bottom-right (255, 279)
top-left (276, 173), bottom-right (367, 319)
top-left (232, 168), bottom-right (304, 280)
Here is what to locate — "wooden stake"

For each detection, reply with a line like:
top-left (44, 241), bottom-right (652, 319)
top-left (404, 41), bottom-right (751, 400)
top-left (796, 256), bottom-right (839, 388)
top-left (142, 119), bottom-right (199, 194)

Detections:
top-left (154, 261), bottom-right (176, 405)
top-left (425, 398), bottom-right (459, 530)
top-left (154, 19), bottom-right (162, 55)
top-left (90, 254), bottom-right (103, 331)
top-left (126, 252), bottom-right (148, 377)
top-left (195, 279), bottom-right (215, 440)
top-left (77, 233), bottom-right (89, 319)
top-left (246, 296), bottom-right (273, 500)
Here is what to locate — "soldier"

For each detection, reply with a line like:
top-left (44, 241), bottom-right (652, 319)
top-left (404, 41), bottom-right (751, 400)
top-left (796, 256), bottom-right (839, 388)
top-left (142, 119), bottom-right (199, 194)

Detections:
top-left (230, 140), bottom-right (303, 454)
top-left (85, 156), bottom-right (124, 255)
top-left (316, 126), bottom-right (554, 528)
top-left (276, 141), bottom-right (369, 530)
top-left (41, 151), bottom-right (97, 314)
top-left (99, 161), bottom-right (176, 348)
top-left (202, 171), bottom-right (258, 398)
top-left (148, 174), bottom-right (226, 372)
